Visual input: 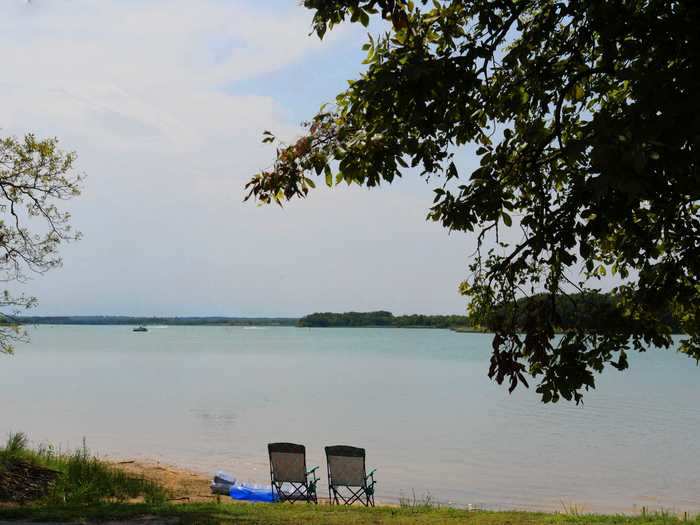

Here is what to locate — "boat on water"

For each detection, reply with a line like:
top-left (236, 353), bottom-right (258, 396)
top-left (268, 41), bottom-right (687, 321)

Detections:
top-left (132, 326), bottom-right (148, 332)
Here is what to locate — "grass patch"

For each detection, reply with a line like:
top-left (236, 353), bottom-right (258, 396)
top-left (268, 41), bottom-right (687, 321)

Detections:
top-left (0, 502), bottom-right (698, 525)
top-left (2, 434), bottom-right (698, 524)
top-left (399, 489), bottom-right (439, 511)
top-left (0, 432), bottom-right (167, 505)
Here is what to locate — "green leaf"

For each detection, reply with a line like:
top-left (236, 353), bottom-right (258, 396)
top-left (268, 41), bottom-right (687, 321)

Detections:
top-left (359, 10), bottom-right (370, 27)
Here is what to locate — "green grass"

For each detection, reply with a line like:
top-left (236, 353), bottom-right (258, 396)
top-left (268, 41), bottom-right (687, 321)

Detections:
top-left (0, 432), bottom-right (167, 505)
top-left (2, 434), bottom-right (698, 524)
top-left (0, 502), bottom-right (697, 525)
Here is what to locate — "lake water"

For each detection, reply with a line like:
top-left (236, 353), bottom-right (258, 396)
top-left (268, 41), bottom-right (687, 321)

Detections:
top-left (1, 325), bottom-right (699, 513)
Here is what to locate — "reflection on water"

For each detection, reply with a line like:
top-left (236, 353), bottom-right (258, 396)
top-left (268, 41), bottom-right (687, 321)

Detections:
top-left (1, 326), bottom-right (698, 513)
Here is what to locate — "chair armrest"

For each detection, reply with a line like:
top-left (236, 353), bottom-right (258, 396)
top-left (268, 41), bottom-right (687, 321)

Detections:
top-left (365, 469), bottom-right (377, 495)
top-left (365, 469), bottom-right (377, 485)
top-left (306, 466), bottom-right (320, 483)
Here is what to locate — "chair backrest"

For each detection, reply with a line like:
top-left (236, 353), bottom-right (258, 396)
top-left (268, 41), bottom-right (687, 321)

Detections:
top-left (325, 445), bottom-right (367, 487)
top-left (268, 442), bottom-right (307, 483)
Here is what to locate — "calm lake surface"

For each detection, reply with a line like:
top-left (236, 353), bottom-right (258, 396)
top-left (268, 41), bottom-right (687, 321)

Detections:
top-left (1, 325), bottom-right (699, 513)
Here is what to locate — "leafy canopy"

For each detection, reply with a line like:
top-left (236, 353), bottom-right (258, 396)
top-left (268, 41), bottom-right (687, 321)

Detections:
top-left (246, 0), bottom-right (700, 402)
top-left (0, 134), bottom-right (82, 353)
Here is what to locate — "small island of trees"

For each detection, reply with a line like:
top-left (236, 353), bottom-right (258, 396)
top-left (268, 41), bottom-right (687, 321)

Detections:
top-left (297, 311), bottom-right (470, 329)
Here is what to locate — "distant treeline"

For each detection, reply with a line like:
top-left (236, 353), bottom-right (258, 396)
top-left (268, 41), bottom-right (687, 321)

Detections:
top-left (14, 295), bottom-right (681, 333)
top-left (298, 293), bottom-right (684, 333)
top-left (297, 311), bottom-right (470, 328)
top-left (486, 292), bottom-right (683, 333)
top-left (15, 316), bottom-right (298, 327)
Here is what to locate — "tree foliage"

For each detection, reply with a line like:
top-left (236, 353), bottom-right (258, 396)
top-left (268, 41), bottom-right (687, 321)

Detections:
top-left (298, 311), bottom-right (469, 328)
top-left (488, 292), bottom-right (682, 335)
top-left (246, 0), bottom-right (700, 402)
top-left (0, 134), bottom-right (82, 353)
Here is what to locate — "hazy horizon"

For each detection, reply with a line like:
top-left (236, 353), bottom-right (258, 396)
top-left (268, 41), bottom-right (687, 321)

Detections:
top-left (16, 310), bottom-right (467, 319)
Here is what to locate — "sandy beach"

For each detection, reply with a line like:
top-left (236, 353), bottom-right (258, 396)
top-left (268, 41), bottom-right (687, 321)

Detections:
top-left (106, 459), bottom-right (346, 506)
top-left (107, 460), bottom-right (213, 504)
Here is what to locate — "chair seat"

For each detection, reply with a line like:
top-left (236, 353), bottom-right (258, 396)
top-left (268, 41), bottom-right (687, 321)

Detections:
top-left (282, 492), bottom-right (310, 501)
top-left (325, 445), bottom-right (375, 507)
top-left (268, 442), bottom-right (318, 504)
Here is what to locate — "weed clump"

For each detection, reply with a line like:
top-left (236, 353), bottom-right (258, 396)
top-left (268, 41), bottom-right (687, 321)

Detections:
top-left (0, 432), bottom-right (166, 505)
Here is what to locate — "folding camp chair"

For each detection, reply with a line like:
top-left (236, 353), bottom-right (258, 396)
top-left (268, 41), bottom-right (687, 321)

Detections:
top-left (268, 442), bottom-right (319, 503)
top-left (325, 445), bottom-right (376, 506)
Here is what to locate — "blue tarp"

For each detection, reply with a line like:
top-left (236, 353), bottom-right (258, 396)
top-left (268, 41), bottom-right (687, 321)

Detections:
top-left (229, 484), bottom-right (278, 503)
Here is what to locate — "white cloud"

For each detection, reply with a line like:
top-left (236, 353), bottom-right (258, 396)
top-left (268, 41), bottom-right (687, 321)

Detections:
top-left (0, 0), bottom-right (472, 316)
top-left (1, 0), bottom-right (327, 152)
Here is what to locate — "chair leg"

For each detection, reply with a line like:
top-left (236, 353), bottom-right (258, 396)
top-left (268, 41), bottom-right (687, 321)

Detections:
top-left (331, 487), bottom-right (341, 505)
top-left (334, 486), bottom-right (366, 506)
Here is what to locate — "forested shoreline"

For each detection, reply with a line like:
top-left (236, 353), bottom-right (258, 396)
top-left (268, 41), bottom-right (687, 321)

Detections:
top-left (10, 294), bottom-right (683, 333)
top-left (297, 311), bottom-right (470, 328)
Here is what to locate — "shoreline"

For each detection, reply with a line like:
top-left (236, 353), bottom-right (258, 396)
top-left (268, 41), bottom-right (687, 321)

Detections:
top-left (104, 459), bottom-right (689, 517)
top-left (105, 459), bottom-right (398, 507)
top-left (2, 454), bottom-right (697, 522)
top-left (21, 322), bottom-right (477, 330)
top-left (106, 460), bottom-right (214, 504)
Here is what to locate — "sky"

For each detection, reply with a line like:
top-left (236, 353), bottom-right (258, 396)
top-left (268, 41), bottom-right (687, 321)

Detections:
top-left (0, 0), bottom-right (478, 317)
